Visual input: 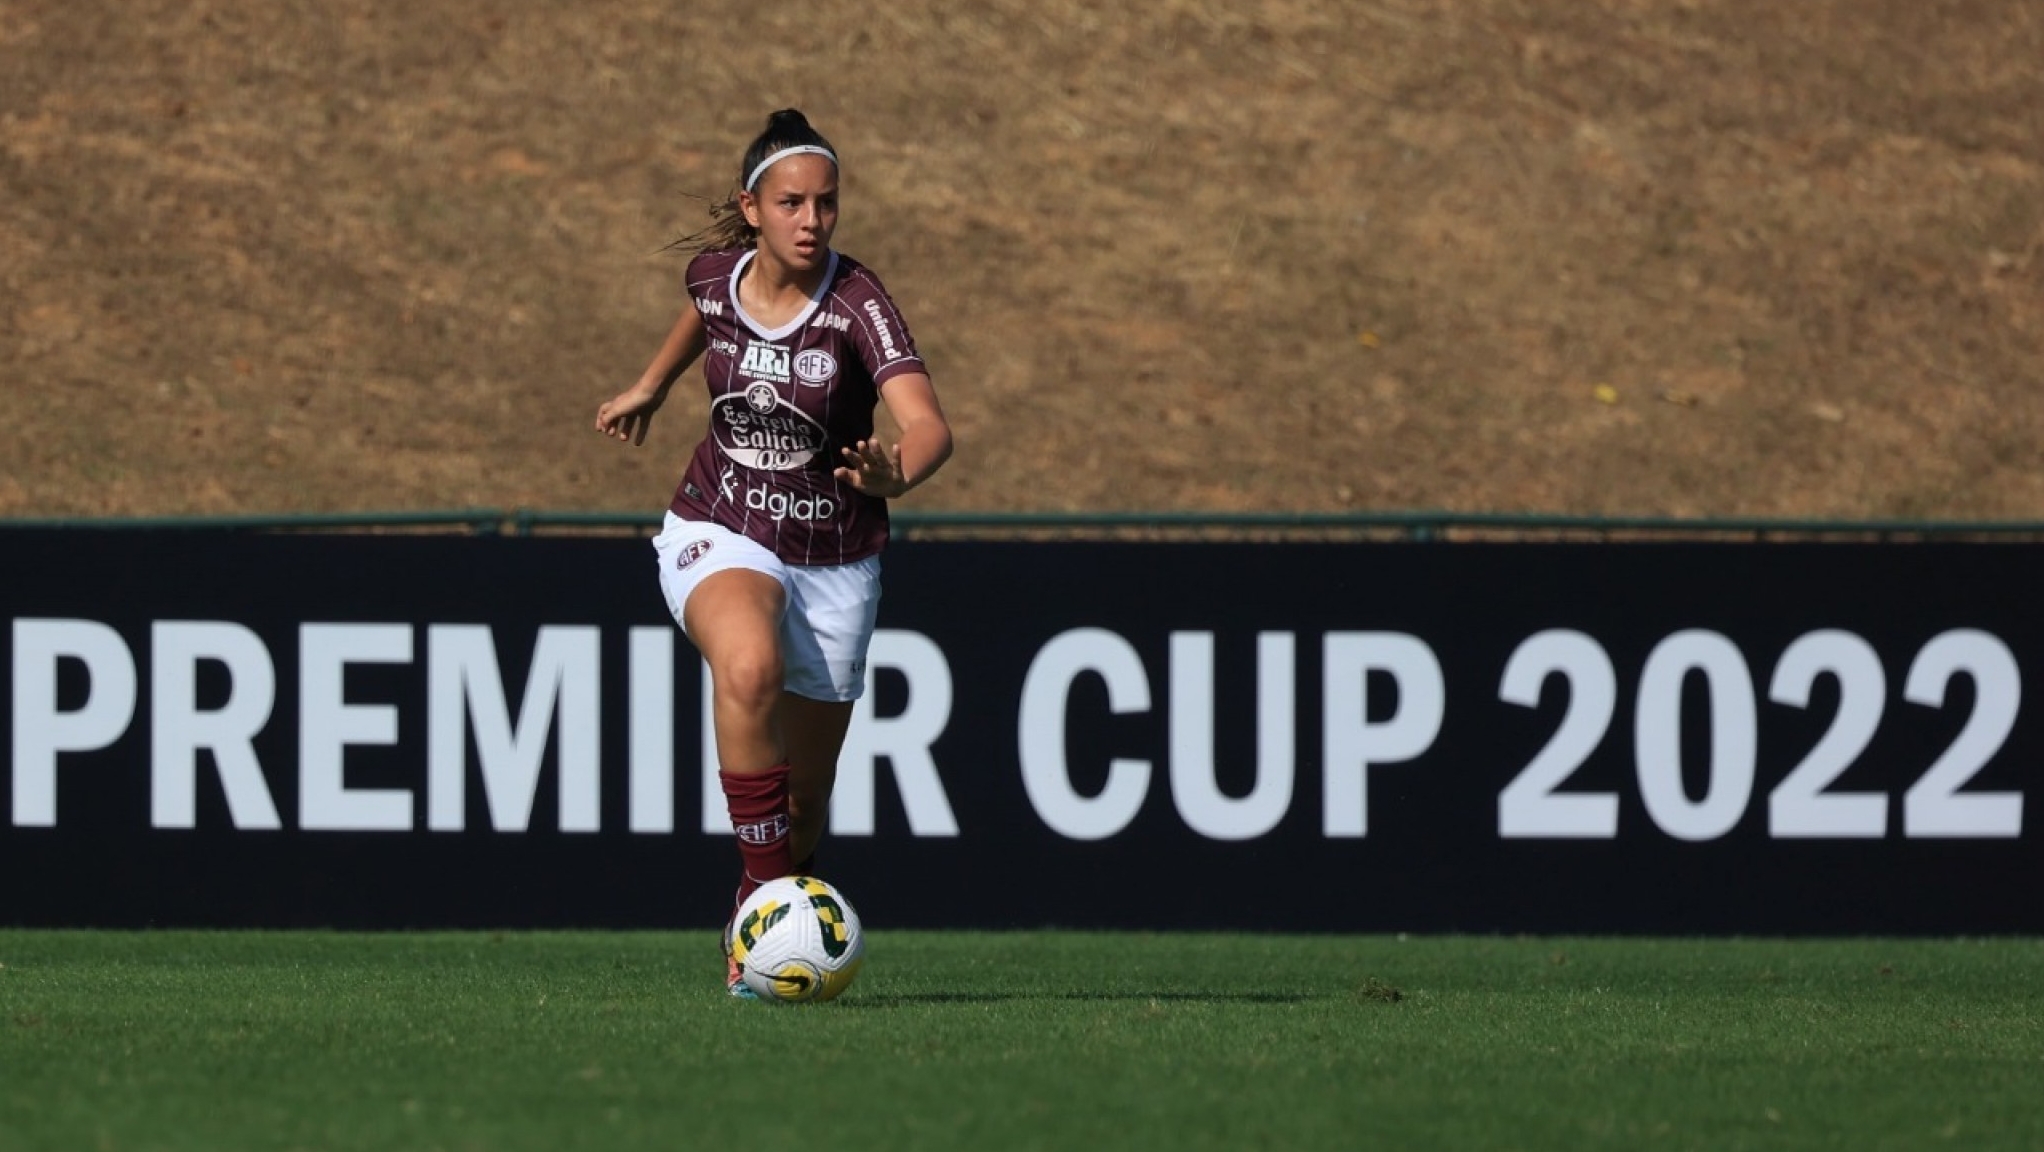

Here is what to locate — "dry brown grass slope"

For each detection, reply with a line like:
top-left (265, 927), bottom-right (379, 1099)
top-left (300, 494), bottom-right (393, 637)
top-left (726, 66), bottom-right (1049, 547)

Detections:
top-left (3, 1), bottom-right (2041, 520)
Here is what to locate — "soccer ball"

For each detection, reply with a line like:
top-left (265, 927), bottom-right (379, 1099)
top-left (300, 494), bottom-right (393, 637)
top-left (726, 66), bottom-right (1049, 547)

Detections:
top-left (730, 876), bottom-right (865, 1003)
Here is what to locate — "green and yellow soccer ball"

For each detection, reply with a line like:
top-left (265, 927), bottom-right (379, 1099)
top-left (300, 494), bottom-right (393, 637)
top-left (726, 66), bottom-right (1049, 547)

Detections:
top-left (730, 876), bottom-right (866, 1003)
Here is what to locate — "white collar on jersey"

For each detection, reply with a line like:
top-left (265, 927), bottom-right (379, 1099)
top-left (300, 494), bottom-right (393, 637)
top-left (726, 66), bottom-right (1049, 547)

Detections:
top-left (727, 249), bottom-right (839, 342)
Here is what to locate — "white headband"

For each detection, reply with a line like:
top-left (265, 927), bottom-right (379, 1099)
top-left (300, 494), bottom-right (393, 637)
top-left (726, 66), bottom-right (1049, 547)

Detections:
top-left (745, 145), bottom-right (839, 191)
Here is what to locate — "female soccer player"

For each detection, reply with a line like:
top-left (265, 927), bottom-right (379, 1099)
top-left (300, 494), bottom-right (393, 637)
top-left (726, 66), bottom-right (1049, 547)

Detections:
top-left (595, 109), bottom-right (953, 996)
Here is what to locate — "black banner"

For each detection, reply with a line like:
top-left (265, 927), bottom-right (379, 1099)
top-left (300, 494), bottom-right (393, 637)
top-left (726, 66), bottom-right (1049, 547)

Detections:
top-left (2, 528), bottom-right (2039, 934)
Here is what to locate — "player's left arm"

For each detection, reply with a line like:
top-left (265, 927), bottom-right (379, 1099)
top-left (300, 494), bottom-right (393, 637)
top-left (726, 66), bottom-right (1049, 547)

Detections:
top-left (837, 371), bottom-right (953, 498)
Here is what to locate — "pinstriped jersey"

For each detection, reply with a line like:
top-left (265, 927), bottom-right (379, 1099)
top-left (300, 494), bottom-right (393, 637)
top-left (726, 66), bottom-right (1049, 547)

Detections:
top-left (669, 247), bottom-right (925, 565)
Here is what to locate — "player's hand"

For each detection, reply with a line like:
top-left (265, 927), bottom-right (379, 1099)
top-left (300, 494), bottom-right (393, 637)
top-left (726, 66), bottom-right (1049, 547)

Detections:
top-left (596, 388), bottom-right (661, 446)
top-left (835, 439), bottom-right (908, 497)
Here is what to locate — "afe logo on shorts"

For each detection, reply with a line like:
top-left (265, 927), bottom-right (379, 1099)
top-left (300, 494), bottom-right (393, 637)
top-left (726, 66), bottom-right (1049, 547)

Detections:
top-left (676, 540), bottom-right (714, 570)
top-left (793, 349), bottom-right (837, 385)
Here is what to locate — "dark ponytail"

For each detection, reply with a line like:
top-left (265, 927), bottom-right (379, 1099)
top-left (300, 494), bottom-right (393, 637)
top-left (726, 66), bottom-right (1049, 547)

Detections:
top-left (667, 109), bottom-right (839, 254)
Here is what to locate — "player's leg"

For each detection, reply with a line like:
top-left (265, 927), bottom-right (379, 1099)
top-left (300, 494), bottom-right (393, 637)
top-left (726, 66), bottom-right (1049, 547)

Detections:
top-left (680, 566), bottom-right (792, 1000)
top-left (685, 567), bottom-right (796, 900)
top-left (651, 517), bottom-right (811, 998)
top-left (774, 554), bottom-right (882, 874)
top-left (778, 693), bottom-right (855, 869)
top-left (687, 569), bottom-right (787, 772)
top-left (650, 517), bottom-right (799, 996)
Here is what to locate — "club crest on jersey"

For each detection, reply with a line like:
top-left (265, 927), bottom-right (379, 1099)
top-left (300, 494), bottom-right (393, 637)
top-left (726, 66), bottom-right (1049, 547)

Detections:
top-left (739, 341), bottom-right (791, 383)
top-left (793, 349), bottom-right (837, 385)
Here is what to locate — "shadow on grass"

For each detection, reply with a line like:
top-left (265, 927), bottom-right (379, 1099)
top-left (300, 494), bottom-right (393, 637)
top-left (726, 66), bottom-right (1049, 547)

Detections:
top-left (844, 990), bottom-right (1318, 1007)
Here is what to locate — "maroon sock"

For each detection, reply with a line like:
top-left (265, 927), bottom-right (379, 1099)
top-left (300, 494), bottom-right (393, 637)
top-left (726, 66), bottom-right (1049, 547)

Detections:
top-left (720, 763), bottom-right (793, 906)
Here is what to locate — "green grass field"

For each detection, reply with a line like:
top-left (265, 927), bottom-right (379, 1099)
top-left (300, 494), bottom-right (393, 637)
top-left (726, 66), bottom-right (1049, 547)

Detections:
top-left (2, 931), bottom-right (2040, 1151)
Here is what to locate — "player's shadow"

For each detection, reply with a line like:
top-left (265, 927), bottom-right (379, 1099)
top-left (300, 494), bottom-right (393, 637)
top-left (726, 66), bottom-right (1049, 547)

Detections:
top-left (845, 990), bottom-right (1316, 1007)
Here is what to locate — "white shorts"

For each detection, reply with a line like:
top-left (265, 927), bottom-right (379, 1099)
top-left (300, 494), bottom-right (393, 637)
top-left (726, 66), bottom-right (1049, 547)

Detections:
top-left (650, 512), bottom-right (880, 703)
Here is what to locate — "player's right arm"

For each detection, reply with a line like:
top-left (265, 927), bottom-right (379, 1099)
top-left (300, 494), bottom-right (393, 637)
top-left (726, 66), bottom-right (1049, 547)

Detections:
top-left (596, 304), bottom-right (709, 446)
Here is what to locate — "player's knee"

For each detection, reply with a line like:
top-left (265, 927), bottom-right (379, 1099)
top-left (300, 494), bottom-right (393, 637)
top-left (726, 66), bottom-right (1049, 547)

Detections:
top-left (714, 650), bottom-right (784, 715)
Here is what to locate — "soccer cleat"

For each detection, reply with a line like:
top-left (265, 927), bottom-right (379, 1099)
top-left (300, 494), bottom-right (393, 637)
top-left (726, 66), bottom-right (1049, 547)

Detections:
top-left (726, 956), bottom-right (759, 1000)
top-left (724, 918), bottom-right (758, 1000)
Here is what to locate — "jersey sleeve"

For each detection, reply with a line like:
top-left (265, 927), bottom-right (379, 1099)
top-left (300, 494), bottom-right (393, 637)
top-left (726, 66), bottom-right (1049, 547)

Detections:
top-left (683, 251), bottom-right (718, 314)
top-left (847, 271), bottom-right (926, 387)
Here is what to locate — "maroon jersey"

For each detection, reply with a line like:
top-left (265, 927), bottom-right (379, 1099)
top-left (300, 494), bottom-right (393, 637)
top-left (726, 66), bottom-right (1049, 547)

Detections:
top-left (669, 248), bottom-right (926, 565)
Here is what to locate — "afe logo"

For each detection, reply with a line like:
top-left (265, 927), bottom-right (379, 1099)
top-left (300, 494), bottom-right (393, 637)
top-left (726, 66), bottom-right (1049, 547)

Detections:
top-left (793, 349), bottom-right (837, 385)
